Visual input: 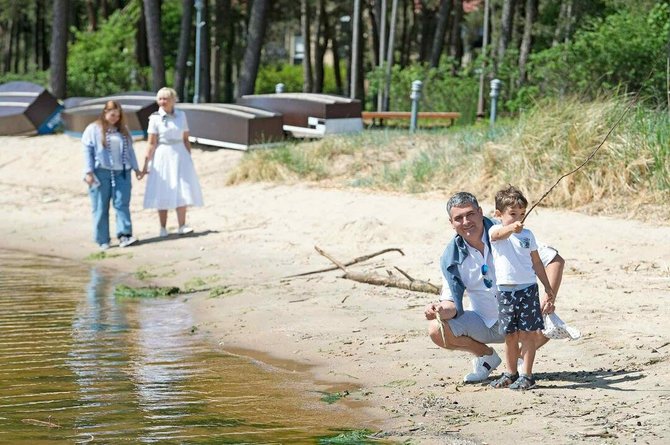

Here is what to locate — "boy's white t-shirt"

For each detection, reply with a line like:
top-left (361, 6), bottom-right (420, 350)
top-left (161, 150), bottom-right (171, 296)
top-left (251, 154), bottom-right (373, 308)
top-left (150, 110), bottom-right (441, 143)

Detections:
top-left (488, 224), bottom-right (538, 286)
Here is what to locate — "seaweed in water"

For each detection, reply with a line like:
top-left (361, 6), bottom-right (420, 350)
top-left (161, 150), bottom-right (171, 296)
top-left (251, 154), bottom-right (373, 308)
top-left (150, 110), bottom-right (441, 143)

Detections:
top-left (114, 284), bottom-right (180, 299)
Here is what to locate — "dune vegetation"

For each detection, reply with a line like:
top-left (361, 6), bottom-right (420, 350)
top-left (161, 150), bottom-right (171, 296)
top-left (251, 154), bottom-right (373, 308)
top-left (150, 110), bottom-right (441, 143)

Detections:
top-left (227, 95), bottom-right (670, 221)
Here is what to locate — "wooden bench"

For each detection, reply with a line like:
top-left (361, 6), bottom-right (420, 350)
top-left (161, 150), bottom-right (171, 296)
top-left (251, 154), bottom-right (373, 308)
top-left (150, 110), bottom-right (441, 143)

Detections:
top-left (361, 111), bottom-right (461, 127)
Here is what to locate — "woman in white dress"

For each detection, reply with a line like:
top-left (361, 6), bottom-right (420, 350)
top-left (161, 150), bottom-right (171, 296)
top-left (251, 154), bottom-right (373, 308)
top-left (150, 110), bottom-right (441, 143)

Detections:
top-left (142, 87), bottom-right (203, 236)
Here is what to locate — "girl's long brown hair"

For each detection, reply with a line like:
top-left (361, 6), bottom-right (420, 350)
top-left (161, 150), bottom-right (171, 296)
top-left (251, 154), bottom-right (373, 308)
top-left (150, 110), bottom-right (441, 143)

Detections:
top-left (97, 100), bottom-right (130, 145)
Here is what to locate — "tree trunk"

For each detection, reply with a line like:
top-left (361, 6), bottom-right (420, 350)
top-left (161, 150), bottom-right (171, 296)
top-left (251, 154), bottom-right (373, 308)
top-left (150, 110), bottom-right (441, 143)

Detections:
top-left (449, 0), bottom-right (464, 71)
top-left (418, 1), bottom-right (435, 64)
top-left (223, 3), bottom-right (236, 102)
top-left (12, 14), bottom-right (20, 73)
top-left (143, 0), bottom-right (166, 91)
top-left (85, 0), bottom-right (97, 31)
top-left (496, 0), bottom-right (516, 66)
top-left (201, 0), bottom-right (211, 102)
top-left (101, 0), bottom-right (109, 19)
top-left (429, 0), bottom-right (451, 68)
top-left (212, 0), bottom-right (231, 102)
top-left (369, 0), bottom-right (380, 70)
top-left (313, 0), bottom-right (327, 93)
top-left (174, 0), bottom-right (192, 101)
top-left (1, 19), bottom-right (12, 74)
top-left (355, 0), bottom-right (365, 100)
top-left (400, 0), bottom-right (412, 67)
top-left (136, 0), bottom-right (149, 67)
top-left (518, 0), bottom-right (537, 86)
top-left (331, 18), bottom-right (343, 95)
top-left (301, 0), bottom-right (313, 93)
top-left (237, 0), bottom-right (270, 97)
top-left (22, 14), bottom-right (31, 73)
top-left (50, 0), bottom-right (69, 99)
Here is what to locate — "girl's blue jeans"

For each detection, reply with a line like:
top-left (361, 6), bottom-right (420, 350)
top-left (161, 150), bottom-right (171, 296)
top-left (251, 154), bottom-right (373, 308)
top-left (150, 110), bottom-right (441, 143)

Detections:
top-left (89, 168), bottom-right (133, 245)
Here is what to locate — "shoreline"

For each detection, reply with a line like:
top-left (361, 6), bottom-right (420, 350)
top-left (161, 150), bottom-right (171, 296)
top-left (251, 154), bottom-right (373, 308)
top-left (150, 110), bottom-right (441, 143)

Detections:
top-left (2, 134), bottom-right (669, 444)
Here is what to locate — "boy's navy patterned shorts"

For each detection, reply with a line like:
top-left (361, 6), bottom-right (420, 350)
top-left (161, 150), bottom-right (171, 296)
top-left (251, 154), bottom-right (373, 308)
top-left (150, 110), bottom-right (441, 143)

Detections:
top-left (497, 283), bottom-right (544, 334)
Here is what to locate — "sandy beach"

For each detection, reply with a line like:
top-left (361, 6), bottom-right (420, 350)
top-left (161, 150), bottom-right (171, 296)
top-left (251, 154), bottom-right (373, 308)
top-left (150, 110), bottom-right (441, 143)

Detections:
top-left (1, 134), bottom-right (669, 444)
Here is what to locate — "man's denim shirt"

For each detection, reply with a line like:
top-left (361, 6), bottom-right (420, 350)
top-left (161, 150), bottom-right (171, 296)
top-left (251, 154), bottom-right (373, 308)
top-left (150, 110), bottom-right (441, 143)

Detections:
top-left (439, 216), bottom-right (495, 317)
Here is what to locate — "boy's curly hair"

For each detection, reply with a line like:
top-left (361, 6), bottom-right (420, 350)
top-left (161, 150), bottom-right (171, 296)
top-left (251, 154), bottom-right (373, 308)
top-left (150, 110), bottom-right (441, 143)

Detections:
top-left (495, 185), bottom-right (528, 212)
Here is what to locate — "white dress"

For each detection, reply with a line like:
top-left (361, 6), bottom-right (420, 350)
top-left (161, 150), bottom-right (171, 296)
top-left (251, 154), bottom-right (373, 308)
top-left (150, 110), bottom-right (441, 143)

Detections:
top-left (143, 108), bottom-right (204, 210)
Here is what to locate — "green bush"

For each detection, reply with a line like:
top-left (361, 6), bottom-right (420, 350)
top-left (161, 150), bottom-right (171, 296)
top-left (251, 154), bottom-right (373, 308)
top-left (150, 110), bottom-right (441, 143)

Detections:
top-left (367, 62), bottom-right (480, 124)
top-left (67, 6), bottom-right (145, 96)
top-left (255, 62), bottom-right (346, 95)
top-left (0, 71), bottom-right (49, 87)
top-left (519, 3), bottom-right (670, 107)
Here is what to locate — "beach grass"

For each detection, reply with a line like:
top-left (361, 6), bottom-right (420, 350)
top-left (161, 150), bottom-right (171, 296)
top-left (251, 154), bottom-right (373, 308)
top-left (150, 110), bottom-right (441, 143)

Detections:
top-left (227, 96), bottom-right (669, 220)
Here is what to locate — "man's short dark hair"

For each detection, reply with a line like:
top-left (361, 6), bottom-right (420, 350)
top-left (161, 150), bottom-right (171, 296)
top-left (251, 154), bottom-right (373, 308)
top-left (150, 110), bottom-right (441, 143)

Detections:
top-left (446, 192), bottom-right (479, 219)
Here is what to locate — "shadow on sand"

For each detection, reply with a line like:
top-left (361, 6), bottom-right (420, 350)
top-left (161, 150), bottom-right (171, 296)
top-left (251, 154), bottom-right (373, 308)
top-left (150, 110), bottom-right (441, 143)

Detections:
top-left (134, 229), bottom-right (218, 246)
top-left (532, 368), bottom-right (645, 391)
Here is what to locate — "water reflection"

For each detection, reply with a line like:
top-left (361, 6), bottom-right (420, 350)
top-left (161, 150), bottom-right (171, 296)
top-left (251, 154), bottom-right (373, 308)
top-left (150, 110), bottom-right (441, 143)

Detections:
top-left (0, 251), bottom-right (370, 443)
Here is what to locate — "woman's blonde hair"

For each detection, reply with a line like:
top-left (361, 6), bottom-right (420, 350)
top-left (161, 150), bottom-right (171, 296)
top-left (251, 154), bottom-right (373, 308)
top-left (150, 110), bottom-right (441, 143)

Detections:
top-left (156, 87), bottom-right (178, 102)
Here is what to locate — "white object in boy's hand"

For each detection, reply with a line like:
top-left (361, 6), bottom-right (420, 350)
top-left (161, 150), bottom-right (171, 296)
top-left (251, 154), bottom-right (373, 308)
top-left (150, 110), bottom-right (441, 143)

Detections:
top-left (542, 312), bottom-right (581, 340)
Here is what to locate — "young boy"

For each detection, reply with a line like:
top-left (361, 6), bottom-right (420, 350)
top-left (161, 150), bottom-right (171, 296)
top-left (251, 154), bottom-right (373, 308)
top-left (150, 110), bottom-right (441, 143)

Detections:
top-left (488, 186), bottom-right (555, 390)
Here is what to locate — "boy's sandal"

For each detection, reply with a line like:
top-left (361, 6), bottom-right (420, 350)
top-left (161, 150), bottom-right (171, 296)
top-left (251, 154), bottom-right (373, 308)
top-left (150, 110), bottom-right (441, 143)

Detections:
top-left (509, 375), bottom-right (536, 391)
top-left (490, 372), bottom-right (519, 389)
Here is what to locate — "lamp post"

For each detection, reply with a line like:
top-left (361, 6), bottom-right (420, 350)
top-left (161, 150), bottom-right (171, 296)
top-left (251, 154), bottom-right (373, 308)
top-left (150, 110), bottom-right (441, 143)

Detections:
top-left (193, 0), bottom-right (204, 103)
top-left (350, 0), bottom-right (360, 99)
top-left (489, 78), bottom-right (502, 128)
top-left (409, 80), bottom-right (422, 133)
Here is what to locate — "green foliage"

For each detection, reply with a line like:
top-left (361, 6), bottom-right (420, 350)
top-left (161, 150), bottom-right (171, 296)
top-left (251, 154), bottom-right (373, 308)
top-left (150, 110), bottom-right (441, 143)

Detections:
top-left (318, 429), bottom-right (379, 444)
top-left (518, 3), bottom-right (670, 107)
top-left (227, 95), bottom-right (670, 217)
top-left (67, 6), bottom-right (145, 96)
top-left (160, 0), bottom-right (184, 70)
top-left (255, 62), bottom-right (346, 94)
top-left (134, 267), bottom-right (157, 281)
top-left (256, 64), bottom-right (303, 93)
top-left (114, 284), bottom-right (180, 299)
top-left (0, 71), bottom-right (49, 86)
top-left (208, 285), bottom-right (242, 298)
top-left (367, 62), bottom-right (479, 124)
top-left (318, 390), bottom-right (349, 405)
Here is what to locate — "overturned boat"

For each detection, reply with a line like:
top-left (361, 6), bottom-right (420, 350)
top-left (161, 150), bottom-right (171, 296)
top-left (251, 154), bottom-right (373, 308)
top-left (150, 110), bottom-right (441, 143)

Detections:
top-left (178, 103), bottom-right (285, 150)
top-left (0, 81), bottom-right (62, 136)
top-left (236, 93), bottom-right (362, 138)
top-left (61, 92), bottom-right (158, 138)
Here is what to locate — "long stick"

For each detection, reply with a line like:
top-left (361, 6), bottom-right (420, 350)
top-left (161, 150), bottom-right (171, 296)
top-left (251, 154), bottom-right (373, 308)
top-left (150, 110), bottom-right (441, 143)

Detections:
top-left (521, 99), bottom-right (635, 223)
top-left (285, 247), bottom-right (405, 278)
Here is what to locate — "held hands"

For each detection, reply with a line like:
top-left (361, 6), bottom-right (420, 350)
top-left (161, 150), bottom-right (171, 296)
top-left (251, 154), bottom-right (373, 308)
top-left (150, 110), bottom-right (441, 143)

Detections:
top-left (135, 169), bottom-right (145, 180)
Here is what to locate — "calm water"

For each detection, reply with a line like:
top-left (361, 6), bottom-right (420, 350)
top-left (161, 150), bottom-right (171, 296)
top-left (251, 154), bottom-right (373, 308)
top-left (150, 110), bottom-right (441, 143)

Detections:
top-left (0, 250), bottom-right (371, 444)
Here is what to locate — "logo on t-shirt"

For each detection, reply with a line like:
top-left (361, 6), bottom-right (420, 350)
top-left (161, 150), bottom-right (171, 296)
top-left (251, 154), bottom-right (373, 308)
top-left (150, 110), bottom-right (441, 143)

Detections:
top-left (519, 237), bottom-right (530, 248)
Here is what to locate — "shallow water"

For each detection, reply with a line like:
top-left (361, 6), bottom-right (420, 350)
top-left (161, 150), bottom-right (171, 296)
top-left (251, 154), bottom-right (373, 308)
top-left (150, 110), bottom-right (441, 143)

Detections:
top-left (0, 250), bottom-right (371, 444)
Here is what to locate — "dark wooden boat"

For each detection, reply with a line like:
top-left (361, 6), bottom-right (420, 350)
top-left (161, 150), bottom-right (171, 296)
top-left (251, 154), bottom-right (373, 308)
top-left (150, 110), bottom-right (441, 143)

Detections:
top-left (0, 81), bottom-right (62, 136)
top-left (236, 93), bottom-right (363, 137)
top-left (61, 92), bottom-right (158, 138)
top-left (178, 103), bottom-right (285, 150)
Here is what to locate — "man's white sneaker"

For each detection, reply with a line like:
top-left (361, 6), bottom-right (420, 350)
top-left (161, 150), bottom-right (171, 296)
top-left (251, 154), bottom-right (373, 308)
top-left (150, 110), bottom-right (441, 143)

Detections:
top-left (463, 349), bottom-right (502, 383)
top-left (177, 225), bottom-right (194, 235)
top-left (118, 235), bottom-right (137, 248)
top-left (159, 227), bottom-right (169, 237)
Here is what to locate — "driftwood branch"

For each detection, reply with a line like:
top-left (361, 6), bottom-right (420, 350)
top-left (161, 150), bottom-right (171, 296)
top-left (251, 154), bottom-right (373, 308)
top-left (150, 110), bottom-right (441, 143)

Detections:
top-left (285, 247), bottom-right (405, 278)
top-left (315, 247), bottom-right (441, 295)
